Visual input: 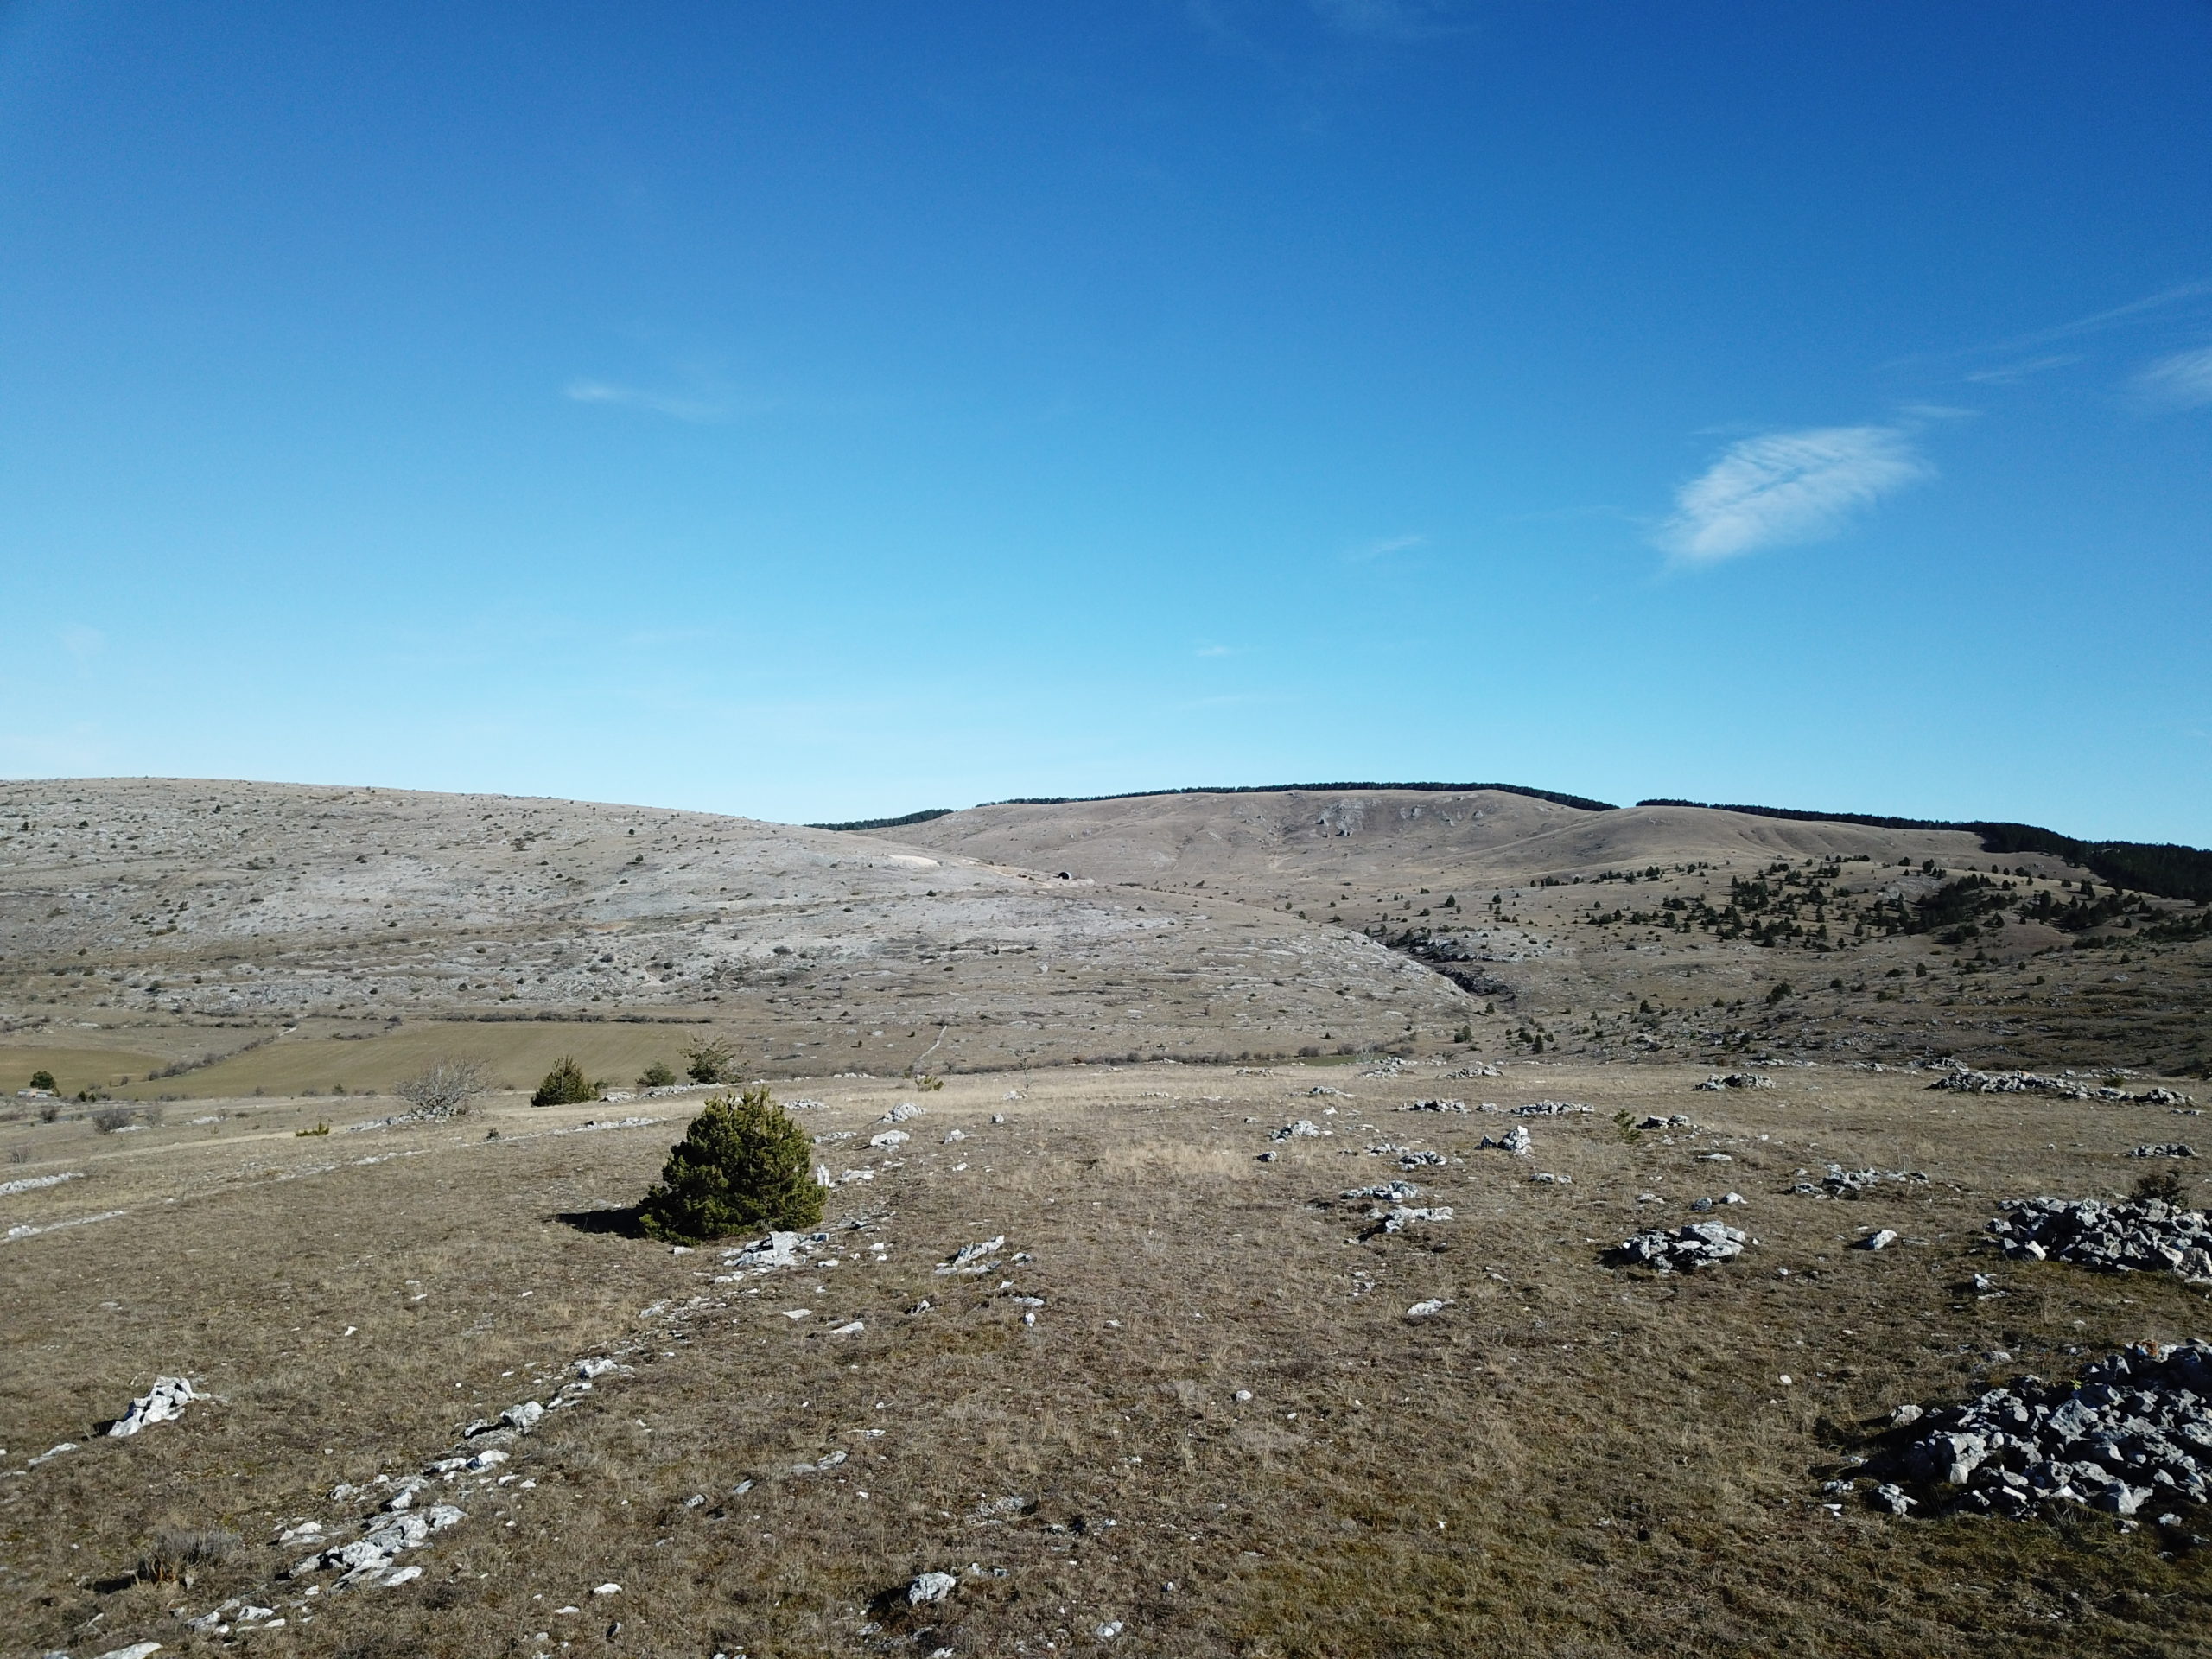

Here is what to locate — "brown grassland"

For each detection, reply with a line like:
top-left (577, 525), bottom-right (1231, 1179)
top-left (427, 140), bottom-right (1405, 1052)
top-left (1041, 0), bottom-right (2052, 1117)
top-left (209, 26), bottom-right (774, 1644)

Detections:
top-left (8, 1058), bottom-right (2212, 1657)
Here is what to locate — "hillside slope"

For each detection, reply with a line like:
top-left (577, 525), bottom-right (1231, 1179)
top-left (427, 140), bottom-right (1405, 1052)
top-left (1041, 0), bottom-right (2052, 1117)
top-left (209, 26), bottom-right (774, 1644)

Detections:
top-left (0, 779), bottom-right (1476, 1089)
top-left (897, 790), bottom-right (2212, 1075)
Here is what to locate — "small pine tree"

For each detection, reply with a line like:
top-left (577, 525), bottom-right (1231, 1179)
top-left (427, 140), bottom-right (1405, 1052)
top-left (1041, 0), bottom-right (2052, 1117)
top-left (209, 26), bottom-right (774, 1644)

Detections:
top-left (638, 1087), bottom-right (823, 1243)
top-left (531, 1056), bottom-right (596, 1108)
top-left (683, 1036), bottom-right (735, 1084)
top-left (638, 1059), bottom-right (678, 1090)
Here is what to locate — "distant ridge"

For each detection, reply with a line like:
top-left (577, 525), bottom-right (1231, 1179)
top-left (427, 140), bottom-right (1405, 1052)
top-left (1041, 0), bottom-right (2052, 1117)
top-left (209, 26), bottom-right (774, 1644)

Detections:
top-left (983, 781), bottom-right (1622, 812)
top-left (1641, 799), bottom-right (2212, 905)
top-left (806, 807), bottom-right (956, 833)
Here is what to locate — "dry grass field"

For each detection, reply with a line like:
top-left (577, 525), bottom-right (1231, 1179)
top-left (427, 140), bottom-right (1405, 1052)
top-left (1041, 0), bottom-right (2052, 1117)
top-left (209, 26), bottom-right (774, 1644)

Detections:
top-left (8, 1057), bottom-right (2212, 1657)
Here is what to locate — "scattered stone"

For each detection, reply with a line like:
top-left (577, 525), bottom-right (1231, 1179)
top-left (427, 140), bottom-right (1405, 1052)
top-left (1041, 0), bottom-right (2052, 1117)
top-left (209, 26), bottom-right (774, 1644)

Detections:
top-left (593, 1581), bottom-right (622, 1595)
top-left (576, 1357), bottom-right (618, 1379)
top-left (107, 1376), bottom-right (200, 1438)
top-left (1890, 1402), bottom-right (1924, 1427)
top-left (1871, 1340), bottom-right (2212, 1519)
top-left (721, 1232), bottom-right (808, 1274)
top-left (908, 1570), bottom-right (958, 1605)
top-left (499, 1401), bottom-right (545, 1433)
top-left (1787, 1164), bottom-right (1930, 1198)
top-left (1607, 1221), bottom-right (1751, 1272)
top-left (943, 1128), bottom-right (966, 1143)
top-left (1404, 1298), bottom-right (1452, 1319)
top-left (1255, 1149), bottom-right (1277, 1162)
top-left (93, 1645), bottom-right (163, 1659)
top-left (1397, 1099), bottom-right (1466, 1114)
top-left (0, 1171), bottom-right (81, 1197)
top-left (1511, 1101), bottom-right (1592, 1116)
top-left (1987, 1197), bottom-right (2212, 1281)
top-left (1637, 1115), bottom-right (1695, 1131)
top-left (1973, 1273), bottom-right (2005, 1297)
top-left (1530, 1172), bottom-right (1571, 1185)
top-left (1479, 1126), bottom-right (1533, 1156)
top-left (1095, 1620), bottom-right (1125, 1639)
top-left (829, 1319), bottom-right (866, 1336)
top-left (1443, 1062), bottom-right (1503, 1078)
top-left (289, 1504), bottom-right (464, 1582)
top-left (1697, 1152), bottom-right (1733, 1163)
top-left (938, 1236), bottom-right (1007, 1274)
top-left (1270, 1120), bottom-right (1324, 1141)
top-left (1370, 1205), bottom-right (1453, 1233)
top-left (1306, 1086), bottom-right (1348, 1098)
top-left (1696, 1073), bottom-right (1773, 1091)
top-left (1930, 1070), bottom-right (2193, 1105)
top-left (1858, 1229), bottom-right (1900, 1251)
top-left (1688, 1193), bottom-right (1746, 1211)
top-left (2130, 1145), bottom-right (2199, 1159)
top-left (1342, 1181), bottom-right (1420, 1203)
top-left (868, 1129), bottom-right (911, 1150)
top-left (880, 1103), bottom-right (925, 1123)
top-left (1868, 1484), bottom-right (1916, 1515)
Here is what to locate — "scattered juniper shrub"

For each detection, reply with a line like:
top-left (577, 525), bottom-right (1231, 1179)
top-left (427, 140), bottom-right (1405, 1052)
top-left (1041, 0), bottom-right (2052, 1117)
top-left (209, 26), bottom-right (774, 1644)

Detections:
top-left (531, 1055), bottom-right (596, 1108)
top-left (683, 1036), bottom-right (736, 1085)
top-left (638, 1086), bottom-right (823, 1243)
top-left (2133, 1165), bottom-right (2190, 1206)
top-left (638, 1059), bottom-right (678, 1090)
top-left (27, 1069), bottom-right (56, 1092)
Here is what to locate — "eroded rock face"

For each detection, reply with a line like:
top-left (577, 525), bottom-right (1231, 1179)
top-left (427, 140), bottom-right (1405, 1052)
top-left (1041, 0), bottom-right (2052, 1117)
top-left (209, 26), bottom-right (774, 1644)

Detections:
top-left (1861, 1341), bottom-right (2212, 1520)
top-left (1988, 1197), bottom-right (2212, 1281)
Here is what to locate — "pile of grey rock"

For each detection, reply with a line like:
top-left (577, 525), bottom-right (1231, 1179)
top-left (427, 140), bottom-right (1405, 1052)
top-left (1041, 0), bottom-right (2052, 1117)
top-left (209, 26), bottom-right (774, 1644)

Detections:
top-left (1270, 1119), bottom-right (1325, 1141)
top-left (106, 1376), bottom-right (201, 1438)
top-left (1696, 1073), bottom-right (1773, 1091)
top-left (1930, 1070), bottom-right (2196, 1106)
top-left (2130, 1145), bottom-right (2199, 1159)
top-left (1788, 1163), bottom-right (1929, 1199)
top-left (1479, 1126), bottom-right (1533, 1156)
top-left (1397, 1099), bottom-right (1467, 1114)
top-left (1607, 1220), bottom-right (1750, 1272)
top-left (1510, 1100), bottom-right (1592, 1117)
top-left (1988, 1197), bottom-right (2212, 1281)
top-left (1635, 1114), bottom-right (1696, 1131)
top-left (1863, 1341), bottom-right (2212, 1519)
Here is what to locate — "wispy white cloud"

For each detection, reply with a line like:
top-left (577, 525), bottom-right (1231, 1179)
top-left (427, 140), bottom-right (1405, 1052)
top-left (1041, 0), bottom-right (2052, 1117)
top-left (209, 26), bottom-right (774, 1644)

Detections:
top-left (2133, 345), bottom-right (2212, 411)
top-left (1306, 0), bottom-right (1465, 40)
top-left (1964, 353), bottom-right (2082, 385)
top-left (563, 378), bottom-right (734, 423)
top-left (1345, 532), bottom-right (1427, 563)
top-left (1656, 425), bottom-right (1932, 567)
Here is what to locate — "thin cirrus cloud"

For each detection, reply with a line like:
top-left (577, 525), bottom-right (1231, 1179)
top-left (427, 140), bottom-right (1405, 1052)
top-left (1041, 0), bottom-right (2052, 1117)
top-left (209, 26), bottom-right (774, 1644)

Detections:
top-left (1656, 424), bottom-right (1933, 567)
top-left (563, 378), bottom-right (749, 423)
top-left (1345, 532), bottom-right (1427, 563)
top-left (2133, 346), bottom-right (2212, 411)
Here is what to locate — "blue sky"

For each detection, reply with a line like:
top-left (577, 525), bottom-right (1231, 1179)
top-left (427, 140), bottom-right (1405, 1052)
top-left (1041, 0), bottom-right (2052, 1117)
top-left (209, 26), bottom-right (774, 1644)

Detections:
top-left (2, 2), bottom-right (2208, 842)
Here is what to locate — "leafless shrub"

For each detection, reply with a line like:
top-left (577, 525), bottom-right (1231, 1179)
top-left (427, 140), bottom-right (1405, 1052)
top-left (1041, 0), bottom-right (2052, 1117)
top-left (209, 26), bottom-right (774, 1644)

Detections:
top-left (38, 1099), bottom-right (61, 1123)
top-left (90, 1105), bottom-right (137, 1134)
top-left (138, 1525), bottom-right (239, 1586)
top-left (395, 1058), bottom-right (490, 1120)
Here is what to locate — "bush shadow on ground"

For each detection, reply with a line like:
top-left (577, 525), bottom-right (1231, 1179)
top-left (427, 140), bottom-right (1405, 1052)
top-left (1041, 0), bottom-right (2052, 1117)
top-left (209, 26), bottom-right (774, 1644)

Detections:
top-left (551, 1204), bottom-right (646, 1237)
